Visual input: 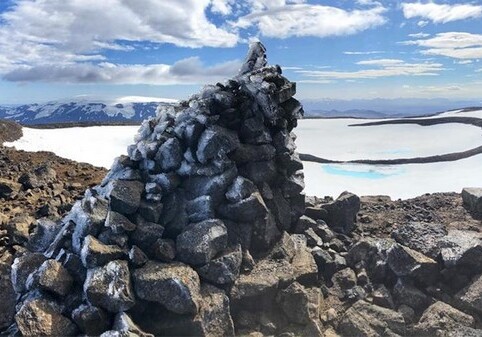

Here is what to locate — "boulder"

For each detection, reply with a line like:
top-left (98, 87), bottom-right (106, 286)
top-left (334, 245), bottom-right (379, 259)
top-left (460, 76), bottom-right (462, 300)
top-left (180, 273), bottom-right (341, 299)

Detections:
top-left (27, 219), bottom-right (62, 253)
top-left (150, 238), bottom-right (176, 262)
top-left (392, 278), bottom-right (431, 312)
top-left (129, 220), bottom-right (165, 253)
top-left (84, 260), bottom-right (136, 313)
top-left (105, 211), bottom-right (136, 234)
top-left (132, 261), bottom-right (201, 315)
top-left (337, 300), bottom-right (405, 337)
top-left (225, 176), bottom-right (256, 203)
top-left (80, 235), bottom-right (125, 268)
top-left (72, 304), bottom-right (111, 336)
top-left (176, 219), bottom-right (228, 265)
top-left (27, 259), bottom-right (73, 296)
top-left (196, 126), bottom-right (239, 164)
top-left (0, 263), bottom-right (16, 330)
top-left (128, 245), bottom-right (149, 267)
top-left (11, 252), bottom-right (47, 293)
top-left (186, 195), bottom-right (215, 222)
top-left (387, 243), bottom-right (439, 285)
top-left (0, 178), bottom-right (21, 199)
top-left (392, 222), bottom-right (447, 259)
top-left (437, 230), bottom-right (482, 270)
top-left (218, 192), bottom-right (268, 222)
top-left (197, 245), bottom-right (242, 285)
top-left (308, 191), bottom-right (360, 233)
top-left (415, 301), bottom-right (477, 336)
top-left (455, 273), bottom-right (482, 314)
top-left (276, 282), bottom-right (321, 324)
top-left (331, 267), bottom-right (357, 291)
top-left (108, 180), bottom-right (143, 215)
top-left (462, 187), bottom-right (482, 214)
top-left (15, 299), bottom-right (78, 336)
top-left (155, 137), bottom-right (183, 172)
top-left (137, 284), bottom-right (234, 337)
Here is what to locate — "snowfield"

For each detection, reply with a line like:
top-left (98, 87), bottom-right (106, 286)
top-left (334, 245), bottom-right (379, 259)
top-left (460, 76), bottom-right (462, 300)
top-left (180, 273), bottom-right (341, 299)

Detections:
top-left (5, 109), bottom-right (482, 199)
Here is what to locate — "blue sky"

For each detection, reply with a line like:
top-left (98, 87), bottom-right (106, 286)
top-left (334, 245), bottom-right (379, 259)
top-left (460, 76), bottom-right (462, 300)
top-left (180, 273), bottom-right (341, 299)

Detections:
top-left (0, 0), bottom-right (482, 104)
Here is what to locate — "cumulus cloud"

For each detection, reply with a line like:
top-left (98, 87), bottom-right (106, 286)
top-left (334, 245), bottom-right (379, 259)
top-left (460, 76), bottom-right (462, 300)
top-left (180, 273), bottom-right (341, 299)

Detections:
top-left (402, 2), bottom-right (482, 24)
top-left (3, 57), bottom-right (242, 85)
top-left (403, 32), bottom-right (482, 59)
top-left (0, 0), bottom-right (242, 84)
top-left (296, 58), bottom-right (444, 80)
top-left (408, 32), bottom-right (430, 38)
top-left (235, 2), bottom-right (387, 38)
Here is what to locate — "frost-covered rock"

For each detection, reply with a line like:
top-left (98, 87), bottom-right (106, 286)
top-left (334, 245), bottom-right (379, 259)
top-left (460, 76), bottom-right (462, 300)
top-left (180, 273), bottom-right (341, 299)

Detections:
top-left (84, 260), bottom-right (135, 313)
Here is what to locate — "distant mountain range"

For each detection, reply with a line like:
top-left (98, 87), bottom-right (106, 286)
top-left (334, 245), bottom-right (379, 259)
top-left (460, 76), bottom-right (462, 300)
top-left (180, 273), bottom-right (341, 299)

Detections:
top-left (1, 97), bottom-right (482, 124)
top-left (302, 98), bottom-right (482, 118)
top-left (0, 97), bottom-right (177, 125)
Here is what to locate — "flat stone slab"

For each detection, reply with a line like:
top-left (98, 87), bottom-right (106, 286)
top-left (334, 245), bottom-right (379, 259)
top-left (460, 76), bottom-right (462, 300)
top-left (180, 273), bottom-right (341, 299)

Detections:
top-left (462, 188), bottom-right (482, 213)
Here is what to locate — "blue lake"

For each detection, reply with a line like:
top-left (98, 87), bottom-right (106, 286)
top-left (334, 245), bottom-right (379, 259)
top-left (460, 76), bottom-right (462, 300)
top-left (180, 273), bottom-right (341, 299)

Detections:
top-left (323, 164), bottom-right (403, 179)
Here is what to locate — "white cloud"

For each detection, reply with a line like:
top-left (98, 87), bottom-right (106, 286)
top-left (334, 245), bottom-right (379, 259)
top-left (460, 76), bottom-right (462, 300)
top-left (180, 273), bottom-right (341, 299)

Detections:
top-left (402, 2), bottom-right (482, 24)
top-left (456, 60), bottom-right (473, 64)
top-left (3, 57), bottom-right (242, 85)
top-left (296, 58), bottom-right (444, 80)
top-left (0, 0), bottom-right (242, 84)
top-left (408, 32), bottom-right (430, 38)
top-left (417, 20), bottom-right (429, 27)
top-left (210, 0), bottom-right (235, 15)
top-left (403, 32), bottom-right (482, 60)
top-left (235, 2), bottom-right (387, 38)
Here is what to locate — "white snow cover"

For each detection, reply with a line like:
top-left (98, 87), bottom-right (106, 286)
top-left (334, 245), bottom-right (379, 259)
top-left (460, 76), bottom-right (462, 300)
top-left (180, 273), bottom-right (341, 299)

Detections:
top-left (295, 118), bottom-right (482, 161)
top-left (6, 126), bottom-right (138, 169)
top-left (5, 109), bottom-right (482, 199)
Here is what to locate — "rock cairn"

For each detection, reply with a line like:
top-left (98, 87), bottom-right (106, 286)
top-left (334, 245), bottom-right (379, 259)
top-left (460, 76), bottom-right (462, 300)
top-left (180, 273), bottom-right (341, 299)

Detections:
top-left (7, 42), bottom-right (311, 336)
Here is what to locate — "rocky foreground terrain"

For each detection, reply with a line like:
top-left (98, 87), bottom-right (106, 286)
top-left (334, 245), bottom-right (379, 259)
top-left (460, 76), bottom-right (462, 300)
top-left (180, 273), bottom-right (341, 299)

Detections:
top-left (1, 43), bottom-right (482, 337)
top-left (2, 143), bottom-right (482, 337)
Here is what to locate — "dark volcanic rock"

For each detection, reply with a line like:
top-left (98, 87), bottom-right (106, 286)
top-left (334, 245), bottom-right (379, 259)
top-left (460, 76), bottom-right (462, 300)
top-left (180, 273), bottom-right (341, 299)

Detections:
top-left (105, 210), bottom-right (136, 234)
top-left (414, 301), bottom-right (476, 337)
top-left (108, 180), bottom-right (143, 215)
top-left (11, 252), bottom-right (47, 293)
top-left (392, 222), bottom-right (447, 258)
top-left (15, 299), bottom-right (78, 336)
top-left (84, 260), bottom-right (135, 313)
top-left (197, 245), bottom-right (242, 285)
top-left (132, 261), bottom-right (201, 315)
top-left (0, 178), bottom-right (21, 199)
top-left (27, 259), bottom-right (73, 296)
top-left (276, 282), bottom-right (321, 324)
top-left (456, 273), bottom-right (482, 314)
top-left (387, 243), bottom-right (439, 285)
top-left (438, 229), bottom-right (482, 270)
top-left (0, 263), bottom-right (16, 330)
top-left (176, 219), bottom-right (228, 265)
top-left (307, 191), bottom-right (360, 233)
top-left (72, 304), bottom-right (111, 336)
top-left (337, 300), bottom-right (405, 337)
top-left (81, 235), bottom-right (126, 268)
top-left (27, 219), bottom-right (62, 253)
top-left (462, 187), bottom-right (482, 214)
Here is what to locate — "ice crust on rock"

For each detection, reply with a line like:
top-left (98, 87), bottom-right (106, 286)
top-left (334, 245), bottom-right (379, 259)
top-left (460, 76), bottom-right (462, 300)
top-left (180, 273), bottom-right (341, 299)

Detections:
top-left (8, 42), bottom-right (308, 336)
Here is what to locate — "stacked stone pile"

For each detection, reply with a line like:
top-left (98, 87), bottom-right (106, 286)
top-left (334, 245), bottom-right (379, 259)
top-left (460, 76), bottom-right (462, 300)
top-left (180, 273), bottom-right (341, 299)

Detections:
top-left (5, 42), bottom-right (311, 336)
top-left (2, 42), bottom-right (482, 337)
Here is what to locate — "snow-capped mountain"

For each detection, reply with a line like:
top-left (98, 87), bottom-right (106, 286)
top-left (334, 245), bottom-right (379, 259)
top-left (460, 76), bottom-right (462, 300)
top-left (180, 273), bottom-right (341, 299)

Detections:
top-left (0, 97), bottom-right (177, 125)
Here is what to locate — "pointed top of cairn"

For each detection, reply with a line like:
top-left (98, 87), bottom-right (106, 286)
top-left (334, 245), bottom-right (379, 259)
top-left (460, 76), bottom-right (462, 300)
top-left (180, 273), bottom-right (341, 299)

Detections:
top-left (239, 41), bottom-right (267, 75)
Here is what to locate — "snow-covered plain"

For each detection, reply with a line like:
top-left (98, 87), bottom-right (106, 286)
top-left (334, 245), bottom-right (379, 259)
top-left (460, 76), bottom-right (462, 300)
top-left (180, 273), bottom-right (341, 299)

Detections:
top-left (5, 109), bottom-right (482, 199)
